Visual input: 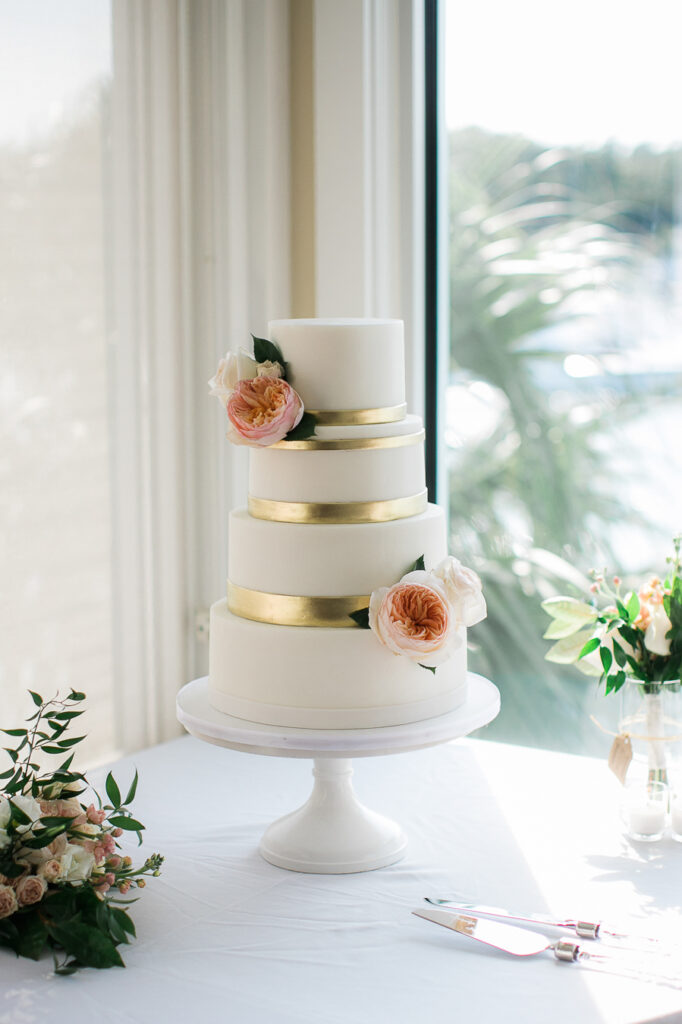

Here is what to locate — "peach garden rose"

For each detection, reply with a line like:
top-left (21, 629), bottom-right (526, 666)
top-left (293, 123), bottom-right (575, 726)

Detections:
top-left (369, 571), bottom-right (461, 668)
top-left (226, 376), bottom-right (304, 447)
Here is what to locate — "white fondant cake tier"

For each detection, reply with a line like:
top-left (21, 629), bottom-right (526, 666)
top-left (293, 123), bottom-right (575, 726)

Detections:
top-left (269, 318), bottom-right (405, 413)
top-left (228, 503), bottom-right (447, 598)
top-left (249, 415), bottom-right (425, 505)
top-left (208, 599), bottom-right (468, 729)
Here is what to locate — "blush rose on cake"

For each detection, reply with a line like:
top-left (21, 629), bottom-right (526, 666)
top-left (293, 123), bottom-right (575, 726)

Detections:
top-left (209, 334), bottom-right (316, 445)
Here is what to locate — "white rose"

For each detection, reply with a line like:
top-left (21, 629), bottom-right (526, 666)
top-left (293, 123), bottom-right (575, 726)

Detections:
top-left (10, 794), bottom-right (43, 835)
top-left (433, 556), bottom-right (487, 627)
top-left (0, 799), bottom-right (10, 831)
top-left (208, 348), bottom-right (259, 406)
top-left (256, 360), bottom-right (284, 379)
top-left (75, 822), bottom-right (98, 838)
top-left (59, 843), bottom-right (95, 882)
top-left (0, 830), bottom-right (9, 852)
top-left (644, 603), bottom-right (672, 657)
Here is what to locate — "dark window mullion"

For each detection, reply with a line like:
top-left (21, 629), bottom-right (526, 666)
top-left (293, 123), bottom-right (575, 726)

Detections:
top-left (424, 0), bottom-right (439, 502)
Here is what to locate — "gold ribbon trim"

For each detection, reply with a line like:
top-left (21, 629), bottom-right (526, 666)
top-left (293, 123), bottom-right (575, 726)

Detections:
top-left (248, 489), bottom-right (428, 524)
top-left (271, 429), bottom-right (424, 451)
top-left (227, 581), bottom-right (369, 627)
top-left (306, 403), bottom-right (407, 426)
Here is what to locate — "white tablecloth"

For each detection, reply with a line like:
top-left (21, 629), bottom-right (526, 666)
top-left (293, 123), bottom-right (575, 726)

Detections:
top-left (3, 734), bottom-right (681, 1024)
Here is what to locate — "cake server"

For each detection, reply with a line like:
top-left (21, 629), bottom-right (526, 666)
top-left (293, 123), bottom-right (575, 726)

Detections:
top-left (412, 908), bottom-right (682, 987)
top-left (424, 896), bottom-right (662, 949)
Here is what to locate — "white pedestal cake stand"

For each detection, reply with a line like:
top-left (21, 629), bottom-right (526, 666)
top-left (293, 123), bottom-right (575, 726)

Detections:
top-left (176, 673), bottom-right (499, 874)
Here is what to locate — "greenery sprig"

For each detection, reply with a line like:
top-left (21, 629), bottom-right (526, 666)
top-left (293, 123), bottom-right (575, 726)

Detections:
top-left (542, 536), bottom-right (682, 695)
top-left (0, 691), bottom-right (163, 973)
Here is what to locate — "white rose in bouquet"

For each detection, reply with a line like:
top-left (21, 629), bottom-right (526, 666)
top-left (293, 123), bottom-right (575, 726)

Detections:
top-left (644, 602), bottom-right (673, 657)
top-left (0, 799), bottom-right (9, 851)
top-left (59, 843), bottom-right (96, 882)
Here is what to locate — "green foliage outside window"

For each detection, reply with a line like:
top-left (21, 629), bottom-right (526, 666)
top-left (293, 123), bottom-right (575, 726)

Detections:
top-left (447, 128), bottom-right (682, 752)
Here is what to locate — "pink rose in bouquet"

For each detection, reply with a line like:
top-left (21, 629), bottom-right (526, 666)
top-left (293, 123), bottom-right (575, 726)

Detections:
top-left (0, 885), bottom-right (18, 919)
top-left (226, 376), bottom-right (304, 447)
top-left (369, 571), bottom-right (460, 668)
top-left (16, 874), bottom-right (47, 907)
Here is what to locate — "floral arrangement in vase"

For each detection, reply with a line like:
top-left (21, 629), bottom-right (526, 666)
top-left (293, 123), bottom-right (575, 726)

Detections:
top-left (0, 690), bottom-right (163, 973)
top-left (542, 536), bottom-right (682, 783)
top-left (209, 335), bottom-right (317, 446)
top-left (352, 554), bottom-right (487, 671)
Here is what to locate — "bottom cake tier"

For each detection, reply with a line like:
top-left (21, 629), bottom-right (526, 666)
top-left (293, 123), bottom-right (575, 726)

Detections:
top-left (208, 599), bottom-right (468, 729)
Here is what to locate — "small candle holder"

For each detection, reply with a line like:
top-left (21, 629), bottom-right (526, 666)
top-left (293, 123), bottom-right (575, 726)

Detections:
top-left (622, 779), bottom-right (668, 842)
top-left (670, 791), bottom-right (682, 842)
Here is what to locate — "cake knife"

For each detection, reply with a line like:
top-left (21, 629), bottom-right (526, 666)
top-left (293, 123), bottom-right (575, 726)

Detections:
top-left (424, 897), bottom-right (663, 948)
top-left (412, 908), bottom-right (682, 987)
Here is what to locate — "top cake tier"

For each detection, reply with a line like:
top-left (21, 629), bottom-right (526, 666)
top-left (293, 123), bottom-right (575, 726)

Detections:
top-left (268, 318), bottom-right (405, 420)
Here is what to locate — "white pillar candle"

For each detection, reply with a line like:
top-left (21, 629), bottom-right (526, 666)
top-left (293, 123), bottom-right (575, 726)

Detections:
top-left (671, 800), bottom-right (682, 836)
top-left (629, 801), bottom-right (666, 836)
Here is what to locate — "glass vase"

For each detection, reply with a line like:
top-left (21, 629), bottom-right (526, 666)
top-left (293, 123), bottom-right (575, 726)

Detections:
top-left (619, 679), bottom-right (682, 786)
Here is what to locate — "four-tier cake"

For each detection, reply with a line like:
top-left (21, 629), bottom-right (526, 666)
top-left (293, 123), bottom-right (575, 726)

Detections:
top-left (207, 318), bottom-right (486, 730)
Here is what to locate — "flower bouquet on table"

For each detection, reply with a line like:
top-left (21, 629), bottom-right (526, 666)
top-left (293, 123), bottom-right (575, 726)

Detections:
top-left (0, 690), bottom-right (163, 973)
top-left (542, 536), bottom-right (682, 784)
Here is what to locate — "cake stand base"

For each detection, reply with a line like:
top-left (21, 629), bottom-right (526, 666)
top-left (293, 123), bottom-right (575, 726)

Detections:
top-left (259, 758), bottom-right (407, 873)
top-left (176, 673), bottom-right (500, 874)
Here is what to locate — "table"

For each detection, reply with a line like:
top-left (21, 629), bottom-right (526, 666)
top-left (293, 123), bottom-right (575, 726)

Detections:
top-left (3, 734), bottom-right (682, 1024)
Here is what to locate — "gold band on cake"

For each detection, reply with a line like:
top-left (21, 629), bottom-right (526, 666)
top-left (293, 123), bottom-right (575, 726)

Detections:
top-left (248, 489), bottom-right (428, 525)
top-left (307, 403), bottom-right (407, 426)
top-left (227, 581), bottom-right (369, 627)
top-left (271, 429), bottom-right (424, 451)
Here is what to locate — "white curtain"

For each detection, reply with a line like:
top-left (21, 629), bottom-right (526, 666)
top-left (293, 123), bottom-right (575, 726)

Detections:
top-left (108, 0), bottom-right (424, 752)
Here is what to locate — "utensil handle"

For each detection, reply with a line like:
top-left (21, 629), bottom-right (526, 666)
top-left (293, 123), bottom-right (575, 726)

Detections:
top-left (576, 950), bottom-right (682, 990)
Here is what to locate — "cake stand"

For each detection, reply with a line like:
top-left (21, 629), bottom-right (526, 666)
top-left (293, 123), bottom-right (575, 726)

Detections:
top-left (176, 673), bottom-right (499, 874)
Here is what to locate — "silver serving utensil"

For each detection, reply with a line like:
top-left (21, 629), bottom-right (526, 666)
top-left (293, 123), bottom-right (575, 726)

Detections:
top-left (414, 907), bottom-right (586, 960)
top-left (412, 908), bottom-right (682, 988)
top-left (425, 897), bottom-right (658, 947)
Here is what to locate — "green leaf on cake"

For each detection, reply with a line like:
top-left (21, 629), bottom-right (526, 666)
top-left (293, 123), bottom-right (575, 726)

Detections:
top-left (349, 607), bottom-right (371, 629)
top-left (284, 412), bottom-right (317, 442)
top-left (419, 664), bottom-right (437, 674)
top-left (405, 555), bottom-right (426, 574)
top-left (252, 334), bottom-right (285, 370)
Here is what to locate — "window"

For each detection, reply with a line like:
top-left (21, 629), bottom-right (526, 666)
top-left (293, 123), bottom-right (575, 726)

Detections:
top-left (440, 0), bottom-right (682, 752)
top-left (0, 1), bottom-right (114, 762)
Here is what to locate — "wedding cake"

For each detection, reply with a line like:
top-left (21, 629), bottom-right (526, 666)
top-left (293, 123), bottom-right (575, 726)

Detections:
top-left (207, 318), bottom-right (486, 729)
